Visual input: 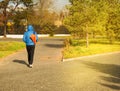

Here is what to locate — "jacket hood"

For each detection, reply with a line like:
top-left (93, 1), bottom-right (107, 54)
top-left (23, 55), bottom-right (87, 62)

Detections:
top-left (27, 25), bottom-right (34, 31)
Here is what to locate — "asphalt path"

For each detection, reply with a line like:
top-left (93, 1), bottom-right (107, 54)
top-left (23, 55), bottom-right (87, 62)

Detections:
top-left (0, 38), bottom-right (120, 91)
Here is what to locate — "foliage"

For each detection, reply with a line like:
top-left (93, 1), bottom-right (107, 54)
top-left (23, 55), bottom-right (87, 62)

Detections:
top-left (54, 25), bottom-right (70, 34)
top-left (64, 0), bottom-right (120, 47)
top-left (27, 0), bottom-right (58, 35)
top-left (105, 1), bottom-right (120, 42)
top-left (0, 0), bottom-right (66, 35)
top-left (42, 22), bottom-right (57, 36)
top-left (0, 0), bottom-right (33, 37)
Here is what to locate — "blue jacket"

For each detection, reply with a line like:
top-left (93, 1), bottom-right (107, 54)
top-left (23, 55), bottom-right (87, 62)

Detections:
top-left (23, 25), bottom-right (38, 45)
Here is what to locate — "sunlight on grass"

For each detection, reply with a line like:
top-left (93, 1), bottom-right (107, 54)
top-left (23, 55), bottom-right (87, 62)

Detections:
top-left (64, 39), bottom-right (120, 58)
top-left (0, 41), bottom-right (25, 58)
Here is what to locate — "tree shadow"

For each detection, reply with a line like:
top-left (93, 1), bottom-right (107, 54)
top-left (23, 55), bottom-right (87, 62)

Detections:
top-left (99, 83), bottom-right (120, 90)
top-left (45, 44), bottom-right (64, 48)
top-left (13, 60), bottom-right (28, 66)
top-left (100, 76), bottom-right (120, 84)
top-left (83, 61), bottom-right (120, 90)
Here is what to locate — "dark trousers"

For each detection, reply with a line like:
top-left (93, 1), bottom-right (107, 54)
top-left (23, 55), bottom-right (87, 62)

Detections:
top-left (26, 45), bottom-right (35, 65)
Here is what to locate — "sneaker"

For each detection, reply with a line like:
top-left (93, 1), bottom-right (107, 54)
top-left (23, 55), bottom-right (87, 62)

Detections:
top-left (29, 64), bottom-right (33, 68)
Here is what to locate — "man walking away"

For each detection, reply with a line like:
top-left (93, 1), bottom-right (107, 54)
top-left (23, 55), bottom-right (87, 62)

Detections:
top-left (23, 25), bottom-right (38, 68)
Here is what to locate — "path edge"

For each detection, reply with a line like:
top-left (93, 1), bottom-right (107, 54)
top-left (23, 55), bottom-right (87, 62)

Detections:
top-left (63, 51), bottom-right (120, 62)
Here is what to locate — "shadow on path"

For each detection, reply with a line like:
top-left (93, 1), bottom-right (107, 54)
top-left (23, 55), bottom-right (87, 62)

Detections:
top-left (13, 60), bottom-right (28, 66)
top-left (82, 61), bottom-right (120, 90)
top-left (45, 44), bottom-right (64, 48)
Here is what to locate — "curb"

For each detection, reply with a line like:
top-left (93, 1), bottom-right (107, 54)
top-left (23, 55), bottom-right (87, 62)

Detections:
top-left (63, 51), bottom-right (120, 62)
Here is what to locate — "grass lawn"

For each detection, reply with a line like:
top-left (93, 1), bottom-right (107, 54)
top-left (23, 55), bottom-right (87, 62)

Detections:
top-left (64, 38), bottom-right (120, 58)
top-left (0, 41), bottom-right (25, 58)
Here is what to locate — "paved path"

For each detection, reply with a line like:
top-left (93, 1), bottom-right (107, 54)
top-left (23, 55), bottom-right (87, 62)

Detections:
top-left (0, 38), bottom-right (120, 91)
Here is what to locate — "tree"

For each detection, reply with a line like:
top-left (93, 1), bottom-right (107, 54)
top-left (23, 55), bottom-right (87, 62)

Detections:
top-left (64, 0), bottom-right (120, 47)
top-left (0, 0), bottom-right (33, 37)
top-left (64, 0), bottom-right (101, 47)
top-left (104, 0), bottom-right (120, 43)
top-left (28, 0), bottom-right (58, 35)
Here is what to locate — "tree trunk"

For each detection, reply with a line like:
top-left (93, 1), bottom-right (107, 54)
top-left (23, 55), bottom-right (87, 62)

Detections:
top-left (3, 7), bottom-right (7, 38)
top-left (3, 21), bottom-right (7, 37)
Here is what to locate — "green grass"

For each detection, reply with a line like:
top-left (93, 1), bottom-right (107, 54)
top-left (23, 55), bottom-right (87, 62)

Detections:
top-left (0, 41), bottom-right (25, 58)
top-left (64, 39), bottom-right (120, 58)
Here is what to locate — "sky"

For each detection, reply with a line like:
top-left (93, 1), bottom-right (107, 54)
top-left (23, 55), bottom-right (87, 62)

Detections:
top-left (0, 0), bottom-right (70, 12)
top-left (53, 0), bottom-right (70, 12)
